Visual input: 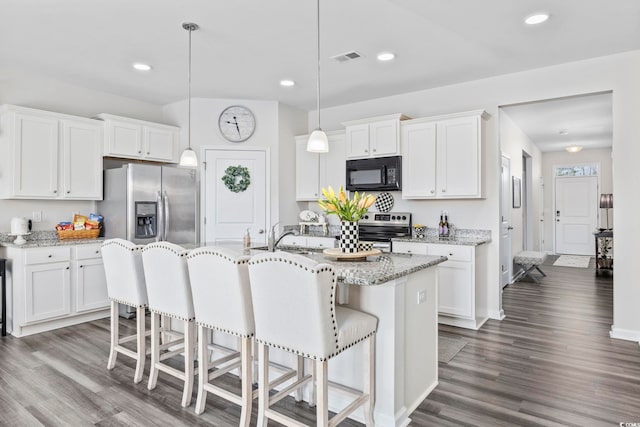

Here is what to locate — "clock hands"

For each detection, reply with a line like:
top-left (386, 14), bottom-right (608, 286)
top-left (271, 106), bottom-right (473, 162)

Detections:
top-left (225, 116), bottom-right (241, 136)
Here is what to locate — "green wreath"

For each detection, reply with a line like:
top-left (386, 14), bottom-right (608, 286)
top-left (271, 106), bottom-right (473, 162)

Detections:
top-left (221, 165), bottom-right (251, 193)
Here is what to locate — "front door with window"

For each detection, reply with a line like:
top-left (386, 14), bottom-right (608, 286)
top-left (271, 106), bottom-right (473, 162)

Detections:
top-left (555, 175), bottom-right (598, 255)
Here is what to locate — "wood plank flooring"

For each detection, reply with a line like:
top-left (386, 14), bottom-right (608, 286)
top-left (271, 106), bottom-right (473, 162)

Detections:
top-left (1, 261), bottom-right (638, 426)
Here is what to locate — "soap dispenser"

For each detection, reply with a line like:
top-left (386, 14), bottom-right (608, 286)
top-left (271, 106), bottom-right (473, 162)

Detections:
top-left (243, 228), bottom-right (251, 248)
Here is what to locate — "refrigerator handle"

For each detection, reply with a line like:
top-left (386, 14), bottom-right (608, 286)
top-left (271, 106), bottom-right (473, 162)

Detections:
top-left (163, 190), bottom-right (170, 242)
top-left (156, 190), bottom-right (163, 242)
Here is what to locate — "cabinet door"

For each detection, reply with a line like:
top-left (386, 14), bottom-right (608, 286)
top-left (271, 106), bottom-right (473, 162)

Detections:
top-left (105, 120), bottom-right (142, 158)
top-left (401, 122), bottom-right (437, 199)
top-left (345, 124), bottom-right (370, 158)
top-left (144, 126), bottom-right (177, 162)
top-left (13, 113), bottom-right (59, 198)
top-left (370, 119), bottom-right (399, 156)
top-left (24, 262), bottom-right (71, 323)
top-left (62, 120), bottom-right (103, 199)
top-left (319, 133), bottom-right (346, 195)
top-left (75, 258), bottom-right (109, 312)
top-left (437, 116), bottom-right (481, 198)
top-left (392, 241), bottom-right (428, 255)
top-left (436, 260), bottom-right (473, 318)
top-left (295, 137), bottom-right (320, 201)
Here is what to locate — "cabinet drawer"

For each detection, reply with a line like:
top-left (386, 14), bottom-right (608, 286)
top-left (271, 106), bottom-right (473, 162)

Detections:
top-left (427, 244), bottom-right (472, 262)
top-left (24, 247), bottom-right (71, 265)
top-left (306, 236), bottom-right (335, 249)
top-left (392, 241), bottom-right (428, 255)
top-left (279, 235), bottom-right (307, 247)
top-left (75, 244), bottom-right (102, 260)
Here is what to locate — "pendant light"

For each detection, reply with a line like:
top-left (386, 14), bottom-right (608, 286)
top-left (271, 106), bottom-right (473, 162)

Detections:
top-left (179, 22), bottom-right (199, 167)
top-left (307, 0), bottom-right (329, 153)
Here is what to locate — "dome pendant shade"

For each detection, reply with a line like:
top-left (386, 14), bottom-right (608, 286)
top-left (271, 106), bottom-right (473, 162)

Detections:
top-left (179, 148), bottom-right (198, 167)
top-left (307, 129), bottom-right (329, 153)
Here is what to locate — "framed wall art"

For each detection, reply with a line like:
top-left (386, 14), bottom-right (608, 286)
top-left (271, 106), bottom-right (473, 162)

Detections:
top-left (512, 176), bottom-right (521, 208)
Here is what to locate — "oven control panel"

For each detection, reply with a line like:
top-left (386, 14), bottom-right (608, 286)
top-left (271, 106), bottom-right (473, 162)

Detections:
top-left (359, 212), bottom-right (411, 226)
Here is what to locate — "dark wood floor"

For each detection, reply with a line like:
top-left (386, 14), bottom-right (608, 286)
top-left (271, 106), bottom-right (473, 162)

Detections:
top-left (1, 261), bottom-right (638, 426)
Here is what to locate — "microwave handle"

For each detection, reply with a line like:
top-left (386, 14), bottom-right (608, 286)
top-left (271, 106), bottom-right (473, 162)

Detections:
top-left (382, 166), bottom-right (388, 184)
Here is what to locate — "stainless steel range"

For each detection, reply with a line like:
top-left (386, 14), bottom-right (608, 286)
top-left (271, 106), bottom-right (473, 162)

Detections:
top-left (358, 212), bottom-right (412, 252)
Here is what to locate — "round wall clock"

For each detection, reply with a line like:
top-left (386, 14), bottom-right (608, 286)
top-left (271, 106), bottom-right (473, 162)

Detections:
top-left (218, 105), bottom-right (256, 142)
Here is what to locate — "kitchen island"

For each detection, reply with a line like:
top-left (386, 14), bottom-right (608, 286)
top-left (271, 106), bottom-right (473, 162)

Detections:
top-left (213, 245), bottom-right (446, 427)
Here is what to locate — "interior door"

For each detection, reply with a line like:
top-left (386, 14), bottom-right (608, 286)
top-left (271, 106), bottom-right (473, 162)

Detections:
top-left (555, 176), bottom-right (597, 255)
top-left (500, 155), bottom-right (512, 287)
top-left (203, 148), bottom-right (268, 244)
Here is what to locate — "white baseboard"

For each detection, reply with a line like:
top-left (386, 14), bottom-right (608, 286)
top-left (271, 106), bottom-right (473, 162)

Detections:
top-left (488, 309), bottom-right (505, 320)
top-left (609, 326), bottom-right (640, 342)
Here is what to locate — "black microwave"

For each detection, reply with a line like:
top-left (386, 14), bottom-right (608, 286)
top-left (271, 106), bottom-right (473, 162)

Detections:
top-left (345, 155), bottom-right (402, 191)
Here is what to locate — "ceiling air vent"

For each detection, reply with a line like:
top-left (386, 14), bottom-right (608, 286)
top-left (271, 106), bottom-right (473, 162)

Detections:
top-left (331, 51), bottom-right (362, 63)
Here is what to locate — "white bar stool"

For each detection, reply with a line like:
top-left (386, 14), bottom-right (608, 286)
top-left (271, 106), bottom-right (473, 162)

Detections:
top-left (141, 242), bottom-right (196, 408)
top-left (248, 252), bottom-right (378, 427)
top-left (187, 247), bottom-right (254, 425)
top-left (101, 238), bottom-right (148, 384)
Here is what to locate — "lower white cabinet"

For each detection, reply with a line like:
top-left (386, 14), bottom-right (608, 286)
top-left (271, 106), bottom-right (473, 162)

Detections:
top-left (2, 243), bottom-right (109, 337)
top-left (279, 235), bottom-right (336, 249)
top-left (392, 240), bottom-right (488, 329)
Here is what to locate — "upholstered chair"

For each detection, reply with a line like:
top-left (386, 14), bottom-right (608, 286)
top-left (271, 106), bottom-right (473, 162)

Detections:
top-left (141, 241), bottom-right (196, 408)
top-left (101, 238), bottom-right (148, 383)
top-left (248, 251), bottom-right (378, 427)
top-left (186, 247), bottom-right (254, 424)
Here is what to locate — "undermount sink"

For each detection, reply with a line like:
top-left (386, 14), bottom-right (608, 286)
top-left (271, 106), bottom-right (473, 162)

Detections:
top-left (251, 246), bottom-right (312, 255)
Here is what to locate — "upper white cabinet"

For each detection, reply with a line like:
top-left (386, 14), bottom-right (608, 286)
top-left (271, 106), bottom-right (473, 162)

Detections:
top-left (343, 114), bottom-right (408, 159)
top-left (95, 113), bottom-right (179, 163)
top-left (0, 105), bottom-right (103, 200)
top-left (401, 110), bottom-right (487, 200)
top-left (295, 131), bottom-right (346, 201)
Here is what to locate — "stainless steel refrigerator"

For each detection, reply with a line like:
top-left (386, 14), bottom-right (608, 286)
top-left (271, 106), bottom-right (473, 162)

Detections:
top-left (97, 163), bottom-right (198, 245)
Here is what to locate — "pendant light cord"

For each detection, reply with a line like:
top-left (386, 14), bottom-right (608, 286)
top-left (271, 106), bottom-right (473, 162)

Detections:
top-left (316, 0), bottom-right (321, 130)
top-left (188, 25), bottom-right (192, 151)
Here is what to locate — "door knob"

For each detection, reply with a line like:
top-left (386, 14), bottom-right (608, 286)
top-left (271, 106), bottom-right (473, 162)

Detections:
top-left (259, 229), bottom-right (265, 234)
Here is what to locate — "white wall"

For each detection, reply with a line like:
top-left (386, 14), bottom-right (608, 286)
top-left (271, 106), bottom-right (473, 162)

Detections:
top-left (499, 110), bottom-right (543, 257)
top-left (162, 98), bottom-right (307, 232)
top-left (0, 71), bottom-right (164, 231)
top-left (541, 148), bottom-right (613, 253)
top-left (308, 50), bottom-right (640, 340)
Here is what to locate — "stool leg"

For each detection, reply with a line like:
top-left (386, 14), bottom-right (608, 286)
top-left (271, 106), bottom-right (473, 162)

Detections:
top-left (308, 358), bottom-right (316, 407)
top-left (195, 324), bottom-right (208, 415)
top-left (133, 306), bottom-right (146, 384)
top-left (181, 320), bottom-right (195, 407)
top-left (239, 337), bottom-right (252, 427)
top-left (363, 335), bottom-right (376, 427)
top-left (107, 301), bottom-right (118, 370)
top-left (257, 343), bottom-right (269, 427)
top-left (148, 312), bottom-right (160, 390)
top-left (294, 354), bottom-right (304, 402)
top-left (316, 359), bottom-right (329, 427)
top-left (536, 266), bottom-right (547, 277)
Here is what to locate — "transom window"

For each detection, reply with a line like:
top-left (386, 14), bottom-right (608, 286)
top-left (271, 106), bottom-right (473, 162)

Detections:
top-left (555, 164), bottom-right (599, 177)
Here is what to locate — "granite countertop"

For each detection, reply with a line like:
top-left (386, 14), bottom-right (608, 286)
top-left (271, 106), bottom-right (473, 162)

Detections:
top-left (187, 242), bottom-right (446, 286)
top-left (0, 230), bottom-right (105, 248)
top-left (393, 228), bottom-right (491, 246)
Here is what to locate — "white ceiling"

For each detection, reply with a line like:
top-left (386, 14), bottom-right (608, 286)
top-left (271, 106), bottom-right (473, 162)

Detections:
top-left (2, 1), bottom-right (640, 111)
top-left (501, 92), bottom-right (613, 152)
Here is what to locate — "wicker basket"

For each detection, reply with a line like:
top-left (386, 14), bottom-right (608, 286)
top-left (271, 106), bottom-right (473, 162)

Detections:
top-left (56, 228), bottom-right (101, 240)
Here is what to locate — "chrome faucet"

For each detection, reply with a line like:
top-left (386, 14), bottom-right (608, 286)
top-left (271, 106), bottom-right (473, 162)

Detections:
top-left (268, 222), bottom-right (296, 252)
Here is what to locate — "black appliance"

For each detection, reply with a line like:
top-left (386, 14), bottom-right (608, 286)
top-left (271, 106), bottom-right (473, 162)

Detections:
top-left (346, 155), bottom-right (402, 191)
top-left (358, 212), bottom-right (412, 252)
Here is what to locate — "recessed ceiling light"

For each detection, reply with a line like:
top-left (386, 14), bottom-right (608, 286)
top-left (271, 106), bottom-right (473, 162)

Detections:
top-left (565, 145), bottom-right (583, 153)
top-left (132, 63), bottom-right (152, 71)
top-left (280, 79), bottom-right (295, 87)
top-left (559, 129), bottom-right (569, 135)
top-left (525, 13), bottom-right (550, 25)
top-left (377, 52), bottom-right (395, 62)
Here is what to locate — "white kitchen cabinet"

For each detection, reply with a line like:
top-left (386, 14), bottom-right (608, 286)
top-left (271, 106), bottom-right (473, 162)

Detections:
top-left (74, 244), bottom-right (108, 312)
top-left (96, 113), bottom-right (179, 163)
top-left (392, 240), bottom-right (488, 329)
top-left (343, 114), bottom-right (408, 159)
top-left (401, 110), bottom-right (487, 200)
top-left (25, 261), bottom-right (72, 323)
top-left (2, 243), bottom-right (110, 337)
top-left (0, 105), bottom-right (103, 200)
top-left (279, 235), bottom-right (335, 249)
top-left (295, 131), bottom-right (346, 201)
